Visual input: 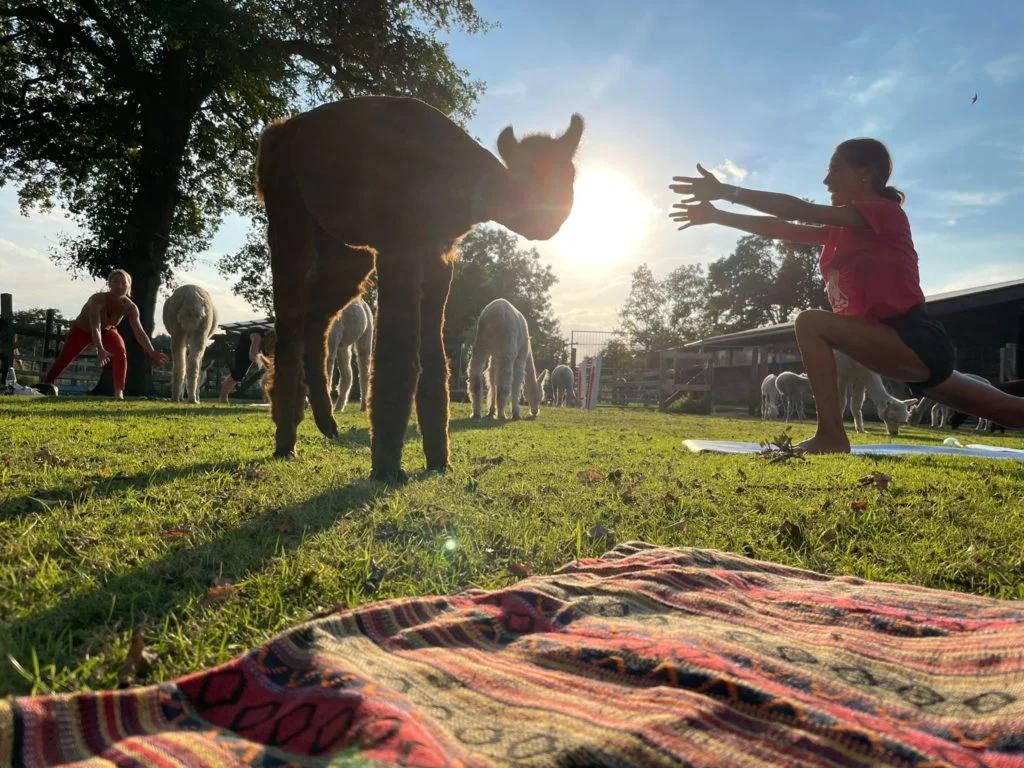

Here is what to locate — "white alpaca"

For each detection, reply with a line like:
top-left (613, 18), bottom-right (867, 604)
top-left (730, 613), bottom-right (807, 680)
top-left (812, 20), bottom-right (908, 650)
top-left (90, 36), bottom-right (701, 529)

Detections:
top-left (162, 285), bottom-right (217, 403)
top-left (760, 374), bottom-right (781, 419)
top-left (775, 371), bottom-right (811, 422)
top-left (469, 298), bottom-right (549, 420)
top-left (835, 352), bottom-right (918, 436)
top-left (326, 297), bottom-right (373, 412)
top-left (551, 364), bottom-right (582, 407)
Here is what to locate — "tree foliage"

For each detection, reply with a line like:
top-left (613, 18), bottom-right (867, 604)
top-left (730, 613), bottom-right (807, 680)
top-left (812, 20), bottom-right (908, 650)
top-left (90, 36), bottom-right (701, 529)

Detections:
top-left (0, 0), bottom-right (486, 392)
top-left (617, 235), bottom-right (828, 351)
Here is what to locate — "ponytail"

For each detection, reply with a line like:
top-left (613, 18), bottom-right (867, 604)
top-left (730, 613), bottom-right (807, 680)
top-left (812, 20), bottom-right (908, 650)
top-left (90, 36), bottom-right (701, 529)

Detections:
top-left (879, 185), bottom-right (905, 205)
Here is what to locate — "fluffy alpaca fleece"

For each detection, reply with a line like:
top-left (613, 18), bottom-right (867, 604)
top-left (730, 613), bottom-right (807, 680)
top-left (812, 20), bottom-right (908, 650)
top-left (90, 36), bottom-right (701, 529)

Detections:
top-left (256, 96), bottom-right (582, 481)
top-left (162, 285), bottom-right (217, 403)
top-left (469, 298), bottom-right (549, 420)
top-left (551, 364), bottom-right (581, 407)
top-left (775, 371), bottom-right (812, 422)
top-left (835, 351), bottom-right (918, 436)
top-left (326, 297), bottom-right (373, 412)
top-left (760, 374), bottom-right (781, 419)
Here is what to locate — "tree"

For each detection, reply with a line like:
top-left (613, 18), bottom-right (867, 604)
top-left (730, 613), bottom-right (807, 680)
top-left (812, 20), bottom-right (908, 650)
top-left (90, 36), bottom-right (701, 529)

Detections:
top-left (1, 0), bottom-right (486, 393)
top-left (703, 235), bottom-right (779, 333)
top-left (618, 263), bottom-right (698, 352)
top-left (768, 240), bottom-right (829, 320)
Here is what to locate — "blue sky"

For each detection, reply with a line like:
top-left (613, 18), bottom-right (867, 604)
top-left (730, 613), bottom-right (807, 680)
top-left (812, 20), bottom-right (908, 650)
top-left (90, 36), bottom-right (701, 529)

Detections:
top-left (2, 0), bottom-right (1022, 333)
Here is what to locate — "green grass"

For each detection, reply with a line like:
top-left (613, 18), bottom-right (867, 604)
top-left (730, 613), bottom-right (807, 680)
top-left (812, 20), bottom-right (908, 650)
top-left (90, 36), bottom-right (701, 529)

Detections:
top-left (2, 397), bottom-right (1024, 697)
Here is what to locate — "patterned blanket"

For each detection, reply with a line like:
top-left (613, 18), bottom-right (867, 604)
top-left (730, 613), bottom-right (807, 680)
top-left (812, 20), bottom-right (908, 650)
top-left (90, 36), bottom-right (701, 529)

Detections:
top-left (4, 542), bottom-right (1024, 767)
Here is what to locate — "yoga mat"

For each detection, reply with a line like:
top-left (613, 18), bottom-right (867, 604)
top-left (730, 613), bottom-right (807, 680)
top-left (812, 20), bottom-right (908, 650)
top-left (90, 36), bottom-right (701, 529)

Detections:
top-left (683, 438), bottom-right (1024, 460)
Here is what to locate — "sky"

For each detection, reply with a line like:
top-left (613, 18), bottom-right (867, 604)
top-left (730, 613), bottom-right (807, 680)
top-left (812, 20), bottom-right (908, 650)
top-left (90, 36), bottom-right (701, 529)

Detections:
top-left (2, 0), bottom-right (1023, 336)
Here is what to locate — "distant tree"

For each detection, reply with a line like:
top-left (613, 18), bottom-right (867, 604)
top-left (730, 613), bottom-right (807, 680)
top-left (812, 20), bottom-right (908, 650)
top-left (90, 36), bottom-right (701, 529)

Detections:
top-left (703, 235), bottom-right (779, 333)
top-left (769, 239), bottom-right (829, 320)
top-left (618, 264), bottom-right (688, 352)
top-left (12, 308), bottom-right (67, 334)
top-left (662, 262), bottom-right (712, 341)
top-left (0, 0), bottom-right (487, 393)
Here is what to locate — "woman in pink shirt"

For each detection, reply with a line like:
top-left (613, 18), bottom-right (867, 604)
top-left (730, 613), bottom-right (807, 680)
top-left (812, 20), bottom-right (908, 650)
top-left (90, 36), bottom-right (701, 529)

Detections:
top-left (670, 138), bottom-right (1024, 453)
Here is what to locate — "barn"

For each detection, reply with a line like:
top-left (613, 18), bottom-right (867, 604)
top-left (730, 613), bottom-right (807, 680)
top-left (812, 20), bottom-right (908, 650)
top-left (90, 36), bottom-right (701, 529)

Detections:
top-left (682, 278), bottom-right (1024, 412)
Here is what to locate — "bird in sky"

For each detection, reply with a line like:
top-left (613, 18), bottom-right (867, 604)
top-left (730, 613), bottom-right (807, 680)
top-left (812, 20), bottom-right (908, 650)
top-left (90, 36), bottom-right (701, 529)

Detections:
top-left (971, 92), bottom-right (978, 104)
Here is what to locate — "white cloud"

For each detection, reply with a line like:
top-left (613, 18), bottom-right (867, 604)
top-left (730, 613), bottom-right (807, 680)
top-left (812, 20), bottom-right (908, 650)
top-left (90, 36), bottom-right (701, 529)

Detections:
top-left (851, 73), bottom-right (899, 104)
top-left (589, 54), bottom-right (632, 99)
top-left (933, 190), bottom-right (1015, 207)
top-left (985, 54), bottom-right (1024, 86)
top-left (927, 264), bottom-right (1024, 295)
top-left (486, 79), bottom-right (528, 98)
top-left (711, 159), bottom-right (748, 183)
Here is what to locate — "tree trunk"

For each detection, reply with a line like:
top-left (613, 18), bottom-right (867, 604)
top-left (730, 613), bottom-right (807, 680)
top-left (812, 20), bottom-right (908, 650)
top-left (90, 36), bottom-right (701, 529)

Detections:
top-left (116, 49), bottom-right (204, 395)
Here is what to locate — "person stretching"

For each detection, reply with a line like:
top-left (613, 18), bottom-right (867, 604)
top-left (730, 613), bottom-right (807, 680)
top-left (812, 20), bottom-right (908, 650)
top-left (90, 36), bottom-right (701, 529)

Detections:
top-left (41, 269), bottom-right (168, 399)
top-left (670, 138), bottom-right (1024, 453)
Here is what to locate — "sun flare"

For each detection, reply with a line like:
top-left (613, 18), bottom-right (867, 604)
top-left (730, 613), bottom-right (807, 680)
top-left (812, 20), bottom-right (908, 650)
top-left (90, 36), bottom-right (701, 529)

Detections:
top-left (551, 167), bottom-right (656, 267)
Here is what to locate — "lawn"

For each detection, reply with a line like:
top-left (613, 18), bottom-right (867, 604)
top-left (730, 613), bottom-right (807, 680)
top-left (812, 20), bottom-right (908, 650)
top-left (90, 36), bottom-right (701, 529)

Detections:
top-left (1, 397), bottom-right (1023, 698)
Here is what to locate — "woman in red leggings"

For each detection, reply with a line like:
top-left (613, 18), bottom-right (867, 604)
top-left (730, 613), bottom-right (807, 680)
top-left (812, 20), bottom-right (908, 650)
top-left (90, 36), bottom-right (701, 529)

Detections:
top-left (42, 269), bottom-right (168, 399)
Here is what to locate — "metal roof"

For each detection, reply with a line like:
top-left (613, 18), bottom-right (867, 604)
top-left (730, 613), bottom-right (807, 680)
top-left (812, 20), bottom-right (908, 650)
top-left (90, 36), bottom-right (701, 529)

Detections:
top-left (219, 317), bottom-right (274, 335)
top-left (682, 276), bottom-right (1024, 350)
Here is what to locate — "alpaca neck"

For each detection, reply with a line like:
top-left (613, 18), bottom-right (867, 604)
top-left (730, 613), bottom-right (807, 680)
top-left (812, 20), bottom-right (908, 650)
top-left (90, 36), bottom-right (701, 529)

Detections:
top-left (523, 345), bottom-right (540, 409)
top-left (863, 371), bottom-right (896, 407)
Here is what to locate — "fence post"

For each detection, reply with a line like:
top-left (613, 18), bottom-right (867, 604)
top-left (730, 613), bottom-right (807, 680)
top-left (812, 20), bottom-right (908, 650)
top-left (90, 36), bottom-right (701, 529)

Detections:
top-left (1, 293), bottom-right (13, 384)
top-left (43, 309), bottom-right (55, 357)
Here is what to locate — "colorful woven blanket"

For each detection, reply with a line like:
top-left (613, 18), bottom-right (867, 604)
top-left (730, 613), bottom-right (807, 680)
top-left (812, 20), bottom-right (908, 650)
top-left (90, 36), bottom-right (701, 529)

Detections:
top-left (4, 542), bottom-right (1024, 767)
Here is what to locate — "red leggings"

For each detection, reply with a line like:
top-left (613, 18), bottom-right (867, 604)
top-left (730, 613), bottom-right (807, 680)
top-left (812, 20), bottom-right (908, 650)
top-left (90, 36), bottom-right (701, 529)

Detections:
top-left (45, 326), bottom-right (127, 391)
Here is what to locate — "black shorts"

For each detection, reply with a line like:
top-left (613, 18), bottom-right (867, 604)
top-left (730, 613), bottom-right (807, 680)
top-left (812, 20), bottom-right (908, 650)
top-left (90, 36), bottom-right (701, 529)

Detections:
top-left (880, 304), bottom-right (955, 396)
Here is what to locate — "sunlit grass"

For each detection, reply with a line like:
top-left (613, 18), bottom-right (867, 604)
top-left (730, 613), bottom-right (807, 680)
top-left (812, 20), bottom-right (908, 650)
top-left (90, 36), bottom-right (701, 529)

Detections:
top-left (1, 397), bottom-right (1023, 696)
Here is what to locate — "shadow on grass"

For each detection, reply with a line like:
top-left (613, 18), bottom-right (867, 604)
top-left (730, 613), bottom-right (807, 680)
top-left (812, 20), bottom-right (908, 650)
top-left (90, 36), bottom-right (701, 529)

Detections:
top-left (1, 477), bottom-right (399, 696)
top-left (1, 460), bottom-right (266, 520)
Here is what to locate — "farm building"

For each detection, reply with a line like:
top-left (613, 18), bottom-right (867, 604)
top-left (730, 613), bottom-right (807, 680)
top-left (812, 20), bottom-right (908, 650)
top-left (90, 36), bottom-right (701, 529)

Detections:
top-left (679, 278), bottom-right (1024, 412)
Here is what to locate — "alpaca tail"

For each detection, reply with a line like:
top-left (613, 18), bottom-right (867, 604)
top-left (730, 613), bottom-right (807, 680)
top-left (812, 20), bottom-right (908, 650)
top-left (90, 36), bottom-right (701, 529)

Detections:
top-left (255, 116), bottom-right (295, 204)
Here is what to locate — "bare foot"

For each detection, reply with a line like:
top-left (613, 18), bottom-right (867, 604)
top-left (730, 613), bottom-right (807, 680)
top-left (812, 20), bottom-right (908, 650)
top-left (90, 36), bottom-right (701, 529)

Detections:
top-left (795, 435), bottom-right (851, 454)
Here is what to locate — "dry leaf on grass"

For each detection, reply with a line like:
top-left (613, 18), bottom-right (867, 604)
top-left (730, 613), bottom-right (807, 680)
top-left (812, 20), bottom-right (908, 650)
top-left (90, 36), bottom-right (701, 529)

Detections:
top-left (857, 471), bottom-right (892, 491)
top-left (586, 523), bottom-right (614, 542)
top-left (160, 529), bottom-right (189, 540)
top-left (200, 579), bottom-right (237, 607)
top-left (118, 633), bottom-right (157, 686)
top-left (662, 492), bottom-right (680, 505)
top-left (851, 499), bottom-right (870, 511)
top-left (232, 466), bottom-right (264, 481)
top-left (607, 469), bottom-right (625, 485)
top-left (510, 561), bottom-right (534, 577)
top-left (34, 447), bottom-right (69, 467)
top-left (778, 519), bottom-right (805, 548)
top-left (578, 469), bottom-right (605, 485)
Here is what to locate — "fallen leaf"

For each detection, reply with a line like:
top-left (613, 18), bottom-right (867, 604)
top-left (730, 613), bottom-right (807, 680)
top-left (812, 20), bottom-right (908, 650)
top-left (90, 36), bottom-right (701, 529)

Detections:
top-left (662, 493), bottom-right (680, 505)
top-left (578, 469), bottom-right (605, 486)
top-left (510, 561), bottom-right (534, 577)
top-left (778, 519), bottom-right (805, 548)
top-left (607, 469), bottom-right (625, 485)
top-left (587, 523), bottom-right (614, 542)
top-left (200, 581), bottom-right (237, 607)
top-left (820, 527), bottom-right (839, 546)
top-left (1, 453), bottom-right (12, 463)
top-left (34, 447), bottom-right (69, 467)
top-left (851, 499), bottom-right (870, 511)
top-left (98, 467), bottom-right (110, 478)
top-left (857, 471), bottom-right (892, 492)
top-left (742, 542), bottom-right (756, 557)
top-left (160, 529), bottom-right (189, 540)
top-left (232, 466), bottom-right (264, 481)
top-left (118, 633), bottom-right (156, 686)
top-left (508, 492), bottom-right (531, 505)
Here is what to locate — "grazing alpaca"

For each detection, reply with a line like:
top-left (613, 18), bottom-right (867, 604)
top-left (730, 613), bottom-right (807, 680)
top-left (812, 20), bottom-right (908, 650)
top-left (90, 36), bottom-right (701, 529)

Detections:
top-left (775, 371), bottom-right (812, 422)
top-left (469, 299), bottom-right (549, 420)
top-left (162, 285), bottom-right (217, 403)
top-left (257, 97), bottom-right (582, 481)
top-left (928, 373), bottom-right (993, 429)
top-left (551, 364), bottom-right (582, 407)
top-left (760, 374), bottom-right (781, 419)
top-left (326, 297), bottom-right (373, 412)
top-left (835, 351), bottom-right (918, 436)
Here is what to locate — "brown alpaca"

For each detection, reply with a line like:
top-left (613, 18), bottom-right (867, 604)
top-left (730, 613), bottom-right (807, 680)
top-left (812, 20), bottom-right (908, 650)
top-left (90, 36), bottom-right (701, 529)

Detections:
top-left (256, 96), bottom-right (583, 482)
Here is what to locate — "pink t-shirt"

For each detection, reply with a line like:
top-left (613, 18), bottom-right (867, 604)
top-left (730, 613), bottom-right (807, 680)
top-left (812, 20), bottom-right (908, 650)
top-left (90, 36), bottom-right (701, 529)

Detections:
top-left (819, 197), bottom-right (925, 321)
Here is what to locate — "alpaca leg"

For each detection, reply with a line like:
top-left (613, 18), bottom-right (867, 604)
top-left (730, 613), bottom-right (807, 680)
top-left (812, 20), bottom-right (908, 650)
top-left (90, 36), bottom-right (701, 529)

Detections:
top-left (355, 320), bottom-right (372, 412)
top-left (267, 191), bottom-right (315, 458)
top-left (303, 239), bottom-right (374, 439)
top-left (510, 352), bottom-right (527, 421)
top-left (469, 354), bottom-right (486, 418)
top-left (496, 355), bottom-right (515, 421)
top-left (369, 255), bottom-right (423, 483)
top-left (326, 328), bottom-right (340, 409)
top-left (171, 339), bottom-right (186, 402)
top-left (416, 259), bottom-right (454, 472)
top-left (853, 385), bottom-right (866, 432)
top-left (335, 345), bottom-right (354, 413)
top-left (486, 364), bottom-right (497, 417)
top-left (185, 341), bottom-right (202, 404)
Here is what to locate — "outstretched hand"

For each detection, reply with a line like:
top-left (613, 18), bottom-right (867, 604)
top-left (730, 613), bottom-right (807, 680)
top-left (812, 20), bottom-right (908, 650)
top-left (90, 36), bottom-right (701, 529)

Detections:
top-left (670, 200), bottom-right (719, 231)
top-left (669, 163), bottom-right (727, 202)
top-left (150, 350), bottom-right (169, 366)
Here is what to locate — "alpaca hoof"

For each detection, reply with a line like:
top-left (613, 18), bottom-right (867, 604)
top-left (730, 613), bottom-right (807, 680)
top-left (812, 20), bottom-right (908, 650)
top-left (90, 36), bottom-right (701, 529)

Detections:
top-left (370, 466), bottom-right (408, 485)
top-left (425, 461), bottom-right (451, 474)
top-left (273, 447), bottom-right (297, 460)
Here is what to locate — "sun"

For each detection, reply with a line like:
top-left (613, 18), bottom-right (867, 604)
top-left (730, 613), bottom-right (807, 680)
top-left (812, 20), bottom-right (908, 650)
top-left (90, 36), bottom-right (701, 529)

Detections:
top-left (551, 166), bottom-right (656, 266)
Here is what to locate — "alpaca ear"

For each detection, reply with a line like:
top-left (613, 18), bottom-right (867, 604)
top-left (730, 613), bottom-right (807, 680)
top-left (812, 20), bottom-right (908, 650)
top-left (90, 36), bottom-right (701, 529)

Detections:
top-left (903, 397), bottom-right (919, 407)
top-left (497, 126), bottom-right (519, 165)
top-left (559, 113), bottom-right (584, 155)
